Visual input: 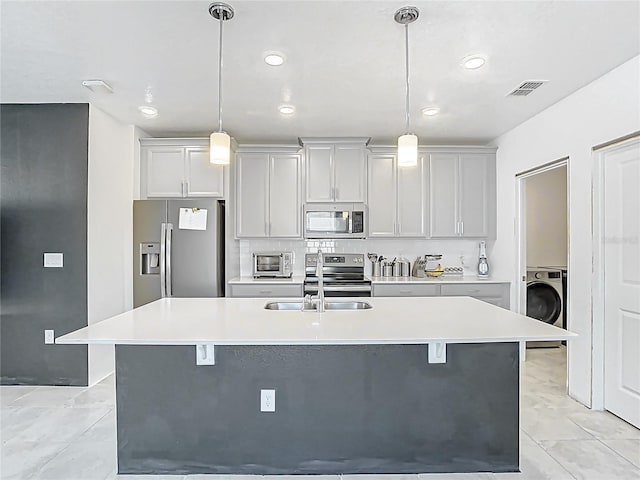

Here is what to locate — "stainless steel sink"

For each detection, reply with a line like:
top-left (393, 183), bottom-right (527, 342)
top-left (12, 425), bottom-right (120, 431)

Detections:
top-left (324, 301), bottom-right (372, 310)
top-left (264, 301), bottom-right (372, 311)
top-left (264, 302), bottom-right (308, 311)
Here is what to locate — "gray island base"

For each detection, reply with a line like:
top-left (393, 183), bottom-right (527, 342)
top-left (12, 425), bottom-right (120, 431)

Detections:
top-left (115, 342), bottom-right (519, 475)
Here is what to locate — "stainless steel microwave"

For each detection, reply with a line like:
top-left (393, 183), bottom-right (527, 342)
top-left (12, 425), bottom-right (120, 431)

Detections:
top-left (303, 203), bottom-right (367, 239)
top-left (253, 252), bottom-right (293, 278)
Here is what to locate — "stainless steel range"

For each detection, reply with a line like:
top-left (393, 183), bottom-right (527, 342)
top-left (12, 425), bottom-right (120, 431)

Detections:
top-left (304, 253), bottom-right (371, 297)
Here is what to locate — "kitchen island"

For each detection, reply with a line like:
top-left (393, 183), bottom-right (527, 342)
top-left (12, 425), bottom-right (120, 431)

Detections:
top-left (57, 296), bottom-right (574, 476)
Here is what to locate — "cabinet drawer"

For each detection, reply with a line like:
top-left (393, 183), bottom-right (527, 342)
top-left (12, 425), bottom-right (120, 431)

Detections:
top-left (475, 296), bottom-right (509, 309)
top-left (373, 284), bottom-right (440, 297)
top-left (229, 284), bottom-right (303, 298)
top-left (440, 283), bottom-right (507, 297)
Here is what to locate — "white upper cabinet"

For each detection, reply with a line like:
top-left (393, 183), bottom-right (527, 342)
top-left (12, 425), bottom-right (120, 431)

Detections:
top-left (145, 146), bottom-right (185, 198)
top-left (269, 153), bottom-right (302, 238)
top-left (185, 147), bottom-right (224, 197)
top-left (235, 149), bottom-right (302, 238)
top-left (236, 152), bottom-right (269, 238)
top-left (305, 145), bottom-right (333, 202)
top-left (428, 150), bottom-right (496, 238)
top-left (368, 151), bottom-right (426, 238)
top-left (141, 138), bottom-right (225, 199)
top-left (302, 138), bottom-right (368, 203)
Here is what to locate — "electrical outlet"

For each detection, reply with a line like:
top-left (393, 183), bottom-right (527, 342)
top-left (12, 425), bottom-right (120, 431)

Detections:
top-left (44, 330), bottom-right (55, 344)
top-left (260, 389), bottom-right (276, 412)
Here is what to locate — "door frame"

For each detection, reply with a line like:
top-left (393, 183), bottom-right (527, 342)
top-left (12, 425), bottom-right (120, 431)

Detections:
top-left (514, 158), bottom-right (569, 316)
top-left (591, 133), bottom-right (640, 411)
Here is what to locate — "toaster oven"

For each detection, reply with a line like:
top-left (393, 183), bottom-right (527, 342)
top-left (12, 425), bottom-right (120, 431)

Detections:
top-left (253, 252), bottom-right (293, 278)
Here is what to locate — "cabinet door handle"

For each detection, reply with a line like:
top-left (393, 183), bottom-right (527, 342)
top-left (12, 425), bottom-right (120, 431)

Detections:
top-left (399, 290), bottom-right (413, 295)
top-left (335, 187), bottom-right (339, 200)
top-left (185, 181), bottom-right (189, 196)
top-left (398, 222), bottom-right (401, 234)
top-left (460, 221), bottom-right (464, 236)
top-left (259, 290), bottom-right (272, 295)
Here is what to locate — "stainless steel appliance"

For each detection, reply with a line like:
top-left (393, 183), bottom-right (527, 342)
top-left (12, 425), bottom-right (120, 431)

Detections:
top-left (526, 268), bottom-right (563, 348)
top-left (304, 253), bottom-right (371, 297)
top-left (253, 252), bottom-right (293, 278)
top-left (304, 203), bottom-right (367, 239)
top-left (133, 199), bottom-right (224, 308)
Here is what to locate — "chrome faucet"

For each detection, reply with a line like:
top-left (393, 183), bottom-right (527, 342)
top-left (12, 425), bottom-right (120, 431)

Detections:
top-left (316, 249), bottom-right (325, 312)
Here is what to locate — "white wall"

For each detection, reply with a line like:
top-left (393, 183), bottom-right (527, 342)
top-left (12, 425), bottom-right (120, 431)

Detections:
top-left (526, 166), bottom-right (567, 267)
top-left (492, 55), bottom-right (640, 406)
top-left (87, 105), bottom-right (136, 385)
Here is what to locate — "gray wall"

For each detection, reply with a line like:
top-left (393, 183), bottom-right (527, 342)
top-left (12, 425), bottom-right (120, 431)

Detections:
top-left (1, 104), bottom-right (89, 385)
top-left (116, 343), bottom-right (519, 475)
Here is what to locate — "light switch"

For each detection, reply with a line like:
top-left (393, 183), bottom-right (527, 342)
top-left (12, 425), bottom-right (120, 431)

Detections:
top-left (196, 344), bottom-right (215, 365)
top-left (43, 253), bottom-right (64, 268)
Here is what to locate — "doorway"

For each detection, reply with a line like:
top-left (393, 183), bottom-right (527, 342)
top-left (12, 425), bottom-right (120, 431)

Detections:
top-left (515, 159), bottom-right (569, 358)
top-left (592, 134), bottom-right (640, 428)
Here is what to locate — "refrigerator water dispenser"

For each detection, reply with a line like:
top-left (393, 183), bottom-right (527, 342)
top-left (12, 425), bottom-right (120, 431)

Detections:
top-left (140, 243), bottom-right (160, 275)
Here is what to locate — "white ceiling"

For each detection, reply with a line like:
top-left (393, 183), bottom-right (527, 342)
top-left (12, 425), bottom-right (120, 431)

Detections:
top-left (2, 1), bottom-right (639, 144)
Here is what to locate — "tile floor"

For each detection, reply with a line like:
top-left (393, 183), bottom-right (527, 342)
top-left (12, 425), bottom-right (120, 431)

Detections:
top-left (1, 347), bottom-right (639, 480)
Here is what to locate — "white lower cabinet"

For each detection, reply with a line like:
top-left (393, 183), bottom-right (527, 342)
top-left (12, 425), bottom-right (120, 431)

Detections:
top-left (373, 284), bottom-right (440, 297)
top-left (235, 150), bottom-right (302, 238)
top-left (373, 282), bottom-right (510, 309)
top-left (440, 283), bottom-right (510, 309)
top-left (229, 284), bottom-right (303, 298)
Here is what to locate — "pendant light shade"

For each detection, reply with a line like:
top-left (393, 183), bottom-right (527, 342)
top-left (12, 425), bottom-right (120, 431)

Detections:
top-left (398, 133), bottom-right (418, 167)
top-left (208, 2), bottom-right (234, 165)
top-left (209, 131), bottom-right (231, 164)
top-left (395, 6), bottom-right (419, 168)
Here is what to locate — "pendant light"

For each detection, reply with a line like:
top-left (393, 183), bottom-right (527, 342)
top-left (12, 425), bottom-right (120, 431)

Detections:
top-left (395, 6), bottom-right (419, 168)
top-left (208, 2), bottom-right (234, 165)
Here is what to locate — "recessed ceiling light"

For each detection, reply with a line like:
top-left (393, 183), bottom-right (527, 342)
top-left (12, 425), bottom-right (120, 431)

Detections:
top-left (278, 105), bottom-right (295, 115)
top-left (462, 55), bottom-right (486, 69)
top-left (138, 106), bottom-right (158, 118)
top-left (422, 107), bottom-right (440, 116)
top-left (264, 53), bottom-right (285, 66)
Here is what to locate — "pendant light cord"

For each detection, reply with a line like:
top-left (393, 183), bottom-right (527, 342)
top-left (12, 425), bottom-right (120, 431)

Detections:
top-left (404, 22), bottom-right (410, 134)
top-left (217, 12), bottom-right (224, 133)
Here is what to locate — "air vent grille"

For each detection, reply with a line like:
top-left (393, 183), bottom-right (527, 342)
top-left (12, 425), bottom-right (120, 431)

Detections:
top-left (508, 79), bottom-right (548, 97)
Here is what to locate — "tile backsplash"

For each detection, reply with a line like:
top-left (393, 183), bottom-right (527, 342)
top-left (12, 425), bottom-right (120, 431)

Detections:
top-left (239, 238), bottom-right (493, 277)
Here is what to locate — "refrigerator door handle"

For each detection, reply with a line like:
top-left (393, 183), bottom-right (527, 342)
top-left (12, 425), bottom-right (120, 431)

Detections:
top-left (166, 223), bottom-right (174, 297)
top-left (160, 223), bottom-right (167, 298)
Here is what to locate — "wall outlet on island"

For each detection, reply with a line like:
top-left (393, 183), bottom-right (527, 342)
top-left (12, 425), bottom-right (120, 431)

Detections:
top-left (44, 329), bottom-right (55, 344)
top-left (260, 389), bottom-right (276, 412)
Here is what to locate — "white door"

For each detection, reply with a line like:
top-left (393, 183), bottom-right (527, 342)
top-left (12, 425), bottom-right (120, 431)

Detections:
top-left (269, 154), bottom-right (302, 238)
top-left (459, 153), bottom-right (490, 237)
top-left (397, 155), bottom-right (426, 237)
top-left (235, 153), bottom-right (269, 238)
top-left (185, 147), bottom-right (224, 197)
top-left (367, 153), bottom-right (396, 237)
top-left (334, 144), bottom-right (366, 202)
top-left (429, 153), bottom-right (458, 237)
top-left (145, 146), bottom-right (185, 198)
top-left (305, 145), bottom-right (333, 202)
top-left (603, 137), bottom-right (640, 428)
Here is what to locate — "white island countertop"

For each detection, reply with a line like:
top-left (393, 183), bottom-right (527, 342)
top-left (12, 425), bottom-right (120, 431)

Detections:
top-left (56, 297), bottom-right (575, 346)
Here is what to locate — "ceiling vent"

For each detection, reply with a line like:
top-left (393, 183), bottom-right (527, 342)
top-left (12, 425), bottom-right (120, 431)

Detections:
top-left (507, 80), bottom-right (548, 97)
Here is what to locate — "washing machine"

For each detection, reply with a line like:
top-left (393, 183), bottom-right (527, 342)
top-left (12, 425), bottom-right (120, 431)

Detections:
top-left (526, 268), bottom-right (564, 348)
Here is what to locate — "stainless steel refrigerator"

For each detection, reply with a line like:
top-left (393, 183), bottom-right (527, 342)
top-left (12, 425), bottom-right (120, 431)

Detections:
top-left (133, 199), bottom-right (224, 307)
